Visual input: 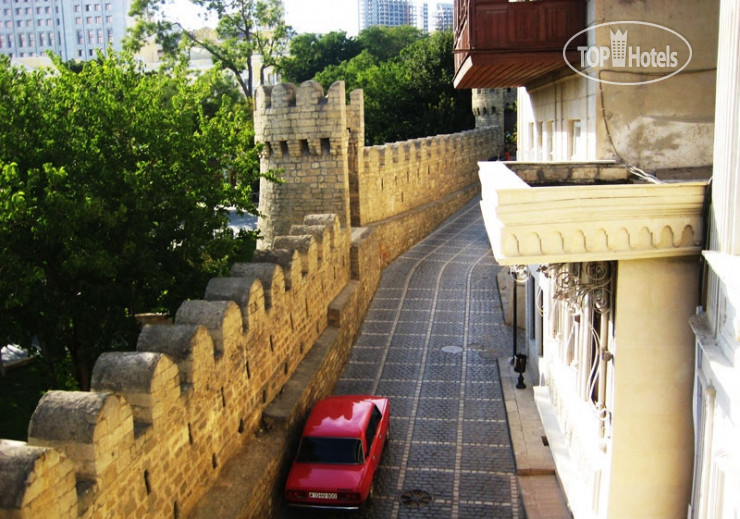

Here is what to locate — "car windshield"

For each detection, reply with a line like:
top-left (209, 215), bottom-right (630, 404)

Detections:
top-left (296, 437), bottom-right (364, 464)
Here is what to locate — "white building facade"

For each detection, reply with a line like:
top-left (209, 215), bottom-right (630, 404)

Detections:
top-left (0, 0), bottom-right (130, 61)
top-left (689, 0), bottom-right (740, 516)
top-left (462, 0), bottom-right (728, 516)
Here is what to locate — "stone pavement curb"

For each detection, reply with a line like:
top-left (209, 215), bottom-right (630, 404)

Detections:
top-left (499, 357), bottom-right (573, 519)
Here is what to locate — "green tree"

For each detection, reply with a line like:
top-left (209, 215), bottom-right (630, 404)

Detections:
top-left (0, 54), bottom-right (260, 390)
top-left (313, 50), bottom-right (378, 93)
top-left (127, 0), bottom-right (292, 98)
top-left (357, 25), bottom-right (424, 61)
top-left (315, 31), bottom-right (473, 144)
top-left (278, 31), bottom-right (362, 84)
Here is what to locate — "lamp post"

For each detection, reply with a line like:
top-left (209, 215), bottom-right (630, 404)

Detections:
top-left (509, 265), bottom-right (529, 389)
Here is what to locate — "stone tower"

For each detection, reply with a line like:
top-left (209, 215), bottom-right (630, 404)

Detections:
top-left (472, 88), bottom-right (505, 130)
top-left (254, 80), bottom-right (362, 248)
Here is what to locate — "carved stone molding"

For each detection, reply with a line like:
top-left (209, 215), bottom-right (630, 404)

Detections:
top-left (479, 162), bottom-right (707, 265)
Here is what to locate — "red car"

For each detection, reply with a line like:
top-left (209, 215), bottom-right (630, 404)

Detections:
top-left (285, 395), bottom-right (390, 509)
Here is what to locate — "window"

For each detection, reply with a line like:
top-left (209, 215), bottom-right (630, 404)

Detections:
top-left (527, 122), bottom-right (535, 161)
top-left (546, 121), bottom-right (554, 160)
top-left (536, 121), bottom-right (543, 160)
top-left (296, 438), bottom-right (364, 464)
top-left (364, 405), bottom-right (382, 455)
top-left (545, 262), bottom-right (615, 435)
top-left (568, 119), bottom-right (583, 160)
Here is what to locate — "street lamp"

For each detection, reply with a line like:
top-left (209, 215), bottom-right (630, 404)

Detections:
top-left (509, 265), bottom-right (529, 389)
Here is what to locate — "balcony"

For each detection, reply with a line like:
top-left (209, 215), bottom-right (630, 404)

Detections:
top-left (453, 0), bottom-right (586, 88)
top-left (478, 162), bottom-right (708, 265)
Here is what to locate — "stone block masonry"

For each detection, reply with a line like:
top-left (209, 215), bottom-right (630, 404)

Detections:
top-left (255, 80), bottom-right (501, 254)
top-left (255, 81), bottom-right (357, 248)
top-left (0, 81), bottom-right (500, 519)
top-left (356, 129), bottom-right (498, 227)
top-left (0, 214), bottom-right (355, 519)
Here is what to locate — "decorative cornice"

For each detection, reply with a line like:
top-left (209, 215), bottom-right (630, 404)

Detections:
top-left (479, 162), bottom-right (708, 265)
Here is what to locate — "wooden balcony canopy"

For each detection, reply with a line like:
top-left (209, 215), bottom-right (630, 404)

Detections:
top-left (453, 0), bottom-right (586, 88)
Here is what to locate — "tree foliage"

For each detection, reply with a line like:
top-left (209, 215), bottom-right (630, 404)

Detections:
top-left (0, 54), bottom-right (260, 390)
top-left (277, 26), bottom-right (423, 85)
top-left (279, 31), bottom-right (362, 84)
top-left (127, 0), bottom-right (292, 98)
top-left (314, 31), bottom-right (473, 144)
top-left (356, 25), bottom-right (424, 62)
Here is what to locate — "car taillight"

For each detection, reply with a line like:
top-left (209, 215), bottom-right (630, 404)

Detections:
top-left (337, 491), bottom-right (361, 502)
top-left (286, 490), bottom-right (307, 501)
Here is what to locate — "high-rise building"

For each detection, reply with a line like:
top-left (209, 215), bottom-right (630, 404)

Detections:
top-left (359, 1), bottom-right (454, 33)
top-left (433, 2), bottom-right (453, 32)
top-left (0, 0), bottom-right (130, 61)
top-left (358, 0), bottom-right (417, 31)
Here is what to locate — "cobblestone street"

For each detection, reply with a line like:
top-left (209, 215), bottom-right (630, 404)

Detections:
top-left (284, 198), bottom-right (523, 518)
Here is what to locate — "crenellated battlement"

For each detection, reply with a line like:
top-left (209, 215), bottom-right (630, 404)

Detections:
top-left (254, 81), bottom-right (357, 160)
top-left (254, 81), bottom-right (501, 248)
top-left (0, 80), bottom-right (503, 519)
top-left (0, 213), bottom-right (351, 519)
top-left (356, 128), bottom-right (499, 226)
top-left (255, 81), bottom-right (357, 248)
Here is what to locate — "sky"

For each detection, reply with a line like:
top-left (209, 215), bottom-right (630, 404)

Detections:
top-left (166, 0), bottom-right (359, 36)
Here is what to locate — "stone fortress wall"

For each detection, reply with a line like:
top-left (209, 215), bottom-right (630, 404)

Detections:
top-left (0, 81), bottom-right (500, 519)
top-left (256, 80), bottom-right (500, 259)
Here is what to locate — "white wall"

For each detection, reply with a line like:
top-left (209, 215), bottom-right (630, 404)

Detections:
top-left (690, 0), bottom-right (740, 517)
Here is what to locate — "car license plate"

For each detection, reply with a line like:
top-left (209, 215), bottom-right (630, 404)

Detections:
top-left (309, 492), bottom-right (337, 500)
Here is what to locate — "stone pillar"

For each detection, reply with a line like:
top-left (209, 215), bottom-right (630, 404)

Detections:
top-left (607, 256), bottom-right (698, 518)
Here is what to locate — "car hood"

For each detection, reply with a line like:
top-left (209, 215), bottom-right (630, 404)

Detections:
top-left (286, 462), bottom-right (366, 492)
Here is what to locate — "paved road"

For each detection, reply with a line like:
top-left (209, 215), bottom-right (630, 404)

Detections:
top-left (284, 199), bottom-right (523, 518)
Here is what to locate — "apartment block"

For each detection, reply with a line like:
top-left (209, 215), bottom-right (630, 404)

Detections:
top-left (0, 0), bottom-right (130, 61)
